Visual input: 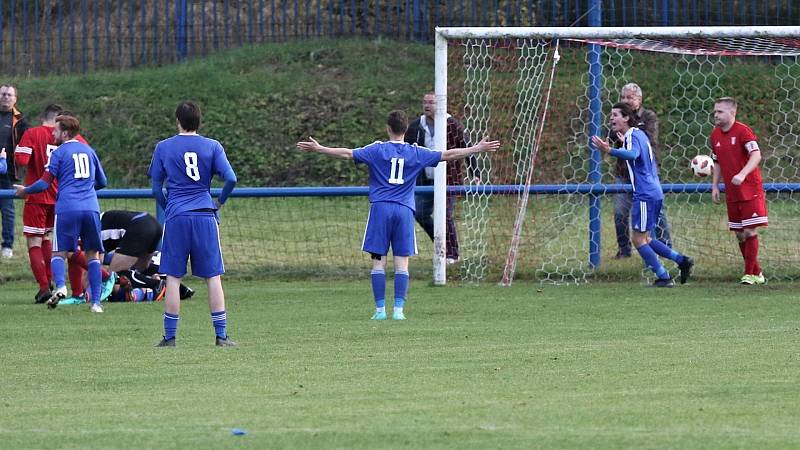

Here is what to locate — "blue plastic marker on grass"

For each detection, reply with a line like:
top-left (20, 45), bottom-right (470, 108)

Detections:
top-left (231, 428), bottom-right (247, 436)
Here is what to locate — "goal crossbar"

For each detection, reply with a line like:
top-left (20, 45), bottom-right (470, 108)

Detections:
top-left (436, 26), bottom-right (800, 40)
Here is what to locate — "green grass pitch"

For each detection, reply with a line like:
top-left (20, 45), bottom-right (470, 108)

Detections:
top-left (2, 279), bottom-right (799, 449)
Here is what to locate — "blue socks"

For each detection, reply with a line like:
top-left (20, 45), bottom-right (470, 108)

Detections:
top-left (371, 268), bottom-right (409, 313)
top-left (163, 313), bottom-right (180, 340)
top-left (88, 259), bottom-right (102, 304)
top-left (648, 239), bottom-right (684, 264)
top-left (162, 312), bottom-right (226, 341)
top-left (636, 244), bottom-right (670, 280)
top-left (394, 270), bottom-right (409, 309)
top-left (51, 256), bottom-right (66, 289)
top-left (211, 310), bottom-right (227, 339)
top-left (371, 269), bottom-right (386, 311)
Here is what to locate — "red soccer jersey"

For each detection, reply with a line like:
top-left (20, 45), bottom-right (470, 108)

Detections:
top-left (710, 121), bottom-right (764, 203)
top-left (15, 126), bottom-right (88, 204)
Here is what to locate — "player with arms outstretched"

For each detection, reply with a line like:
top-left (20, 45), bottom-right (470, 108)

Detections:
top-left (592, 103), bottom-right (694, 287)
top-left (297, 110), bottom-right (500, 320)
top-left (710, 97), bottom-right (768, 285)
top-left (149, 101), bottom-right (237, 347)
top-left (14, 114), bottom-right (107, 312)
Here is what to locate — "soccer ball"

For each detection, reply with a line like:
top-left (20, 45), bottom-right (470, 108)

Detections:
top-left (690, 155), bottom-right (714, 177)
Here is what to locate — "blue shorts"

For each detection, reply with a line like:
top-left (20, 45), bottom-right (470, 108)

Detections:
top-left (631, 199), bottom-right (662, 233)
top-left (53, 211), bottom-right (103, 252)
top-left (362, 202), bottom-right (417, 257)
top-left (160, 213), bottom-right (224, 278)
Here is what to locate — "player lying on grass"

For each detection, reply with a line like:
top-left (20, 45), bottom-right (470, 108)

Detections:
top-left (297, 109), bottom-right (500, 320)
top-left (109, 251), bottom-right (194, 302)
top-left (592, 102), bottom-right (694, 287)
top-left (67, 211), bottom-right (193, 303)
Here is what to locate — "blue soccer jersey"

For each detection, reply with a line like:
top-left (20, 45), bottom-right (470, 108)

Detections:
top-left (353, 141), bottom-right (442, 211)
top-left (148, 134), bottom-right (234, 220)
top-left (47, 140), bottom-right (107, 214)
top-left (613, 128), bottom-right (664, 202)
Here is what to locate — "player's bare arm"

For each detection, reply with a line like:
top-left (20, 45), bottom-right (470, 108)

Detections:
top-left (297, 137), bottom-right (354, 159)
top-left (440, 137), bottom-right (500, 161)
top-left (711, 161), bottom-right (721, 203)
top-left (13, 144), bottom-right (27, 180)
top-left (731, 149), bottom-right (762, 186)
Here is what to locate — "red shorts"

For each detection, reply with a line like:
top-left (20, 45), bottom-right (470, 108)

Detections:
top-left (23, 202), bottom-right (55, 237)
top-left (726, 197), bottom-right (768, 231)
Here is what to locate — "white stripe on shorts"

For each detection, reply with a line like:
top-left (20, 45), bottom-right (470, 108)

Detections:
top-left (52, 214), bottom-right (59, 251)
top-left (361, 206), bottom-right (371, 252)
top-left (640, 201), bottom-right (647, 231)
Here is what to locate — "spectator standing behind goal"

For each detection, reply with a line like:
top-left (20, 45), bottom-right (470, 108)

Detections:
top-left (608, 83), bottom-right (672, 258)
top-left (15, 104), bottom-right (91, 304)
top-left (14, 114), bottom-right (108, 312)
top-left (149, 101), bottom-right (238, 347)
top-left (592, 103), bottom-right (693, 287)
top-left (297, 110), bottom-right (500, 320)
top-left (709, 97), bottom-right (768, 285)
top-left (0, 84), bottom-right (30, 258)
top-left (404, 91), bottom-right (471, 264)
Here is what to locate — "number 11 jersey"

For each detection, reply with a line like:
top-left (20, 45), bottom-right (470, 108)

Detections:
top-left (353, 141), bottom-right (442, 212)
top-left (148, 134), bottom-right (234, 220)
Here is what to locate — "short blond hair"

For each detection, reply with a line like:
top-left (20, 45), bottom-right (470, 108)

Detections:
top-left (715, 97), bottom-right (737, 110)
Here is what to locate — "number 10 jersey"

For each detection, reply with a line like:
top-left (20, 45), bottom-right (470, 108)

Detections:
top-left (47, 139), bottom-right (106, 214)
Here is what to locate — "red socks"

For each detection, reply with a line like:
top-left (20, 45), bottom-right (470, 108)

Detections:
top-left (68, 251), bottom-right (86, 296)
top-left (744, 235), bottom-right (761, 275)
top-left (42, 239), bottom-right (53, 283)
top-left (27, 246), bottom-right (49, 291)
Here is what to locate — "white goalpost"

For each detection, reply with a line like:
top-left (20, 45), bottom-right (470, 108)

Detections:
top-left (432, 26), bottom-right (800, 285)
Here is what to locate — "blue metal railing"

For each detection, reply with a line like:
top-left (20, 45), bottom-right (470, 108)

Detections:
top-left (3, 183), bottom-right (800, 200)
top-left (1, 0), bottom-right (797, 75)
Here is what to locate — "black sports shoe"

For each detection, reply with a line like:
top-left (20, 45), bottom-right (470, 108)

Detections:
top-left (155, 337), bottom-right (176, 347)
top-left (34, 289), bottom-right (52, 304)
top-left (179, 285), bottom-right (194, 300)
top-left (651, 278), bottom-right (675, 288)
top-left (678, 256), bottom-right (694, 285)
top-left (216, 336), bottom-right (237, 347)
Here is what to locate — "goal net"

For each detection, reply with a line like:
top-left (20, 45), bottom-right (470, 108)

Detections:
top-left (434, 27), bottom-right (800, 284)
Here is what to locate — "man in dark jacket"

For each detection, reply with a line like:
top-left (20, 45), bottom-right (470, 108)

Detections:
top-left (609, 83), bottom-right (672, 258)
top-left (404, 92), bottom-right (471, 263)
top-left (0, 84), bottom-right (29, 257)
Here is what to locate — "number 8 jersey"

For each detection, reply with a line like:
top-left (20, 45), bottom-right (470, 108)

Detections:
top-left (353, 141), bottom-right (442, 211)
top-left (47, 139), bottom-right (106, 214)
top-left (148, 134), bottom-right (234, 220)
